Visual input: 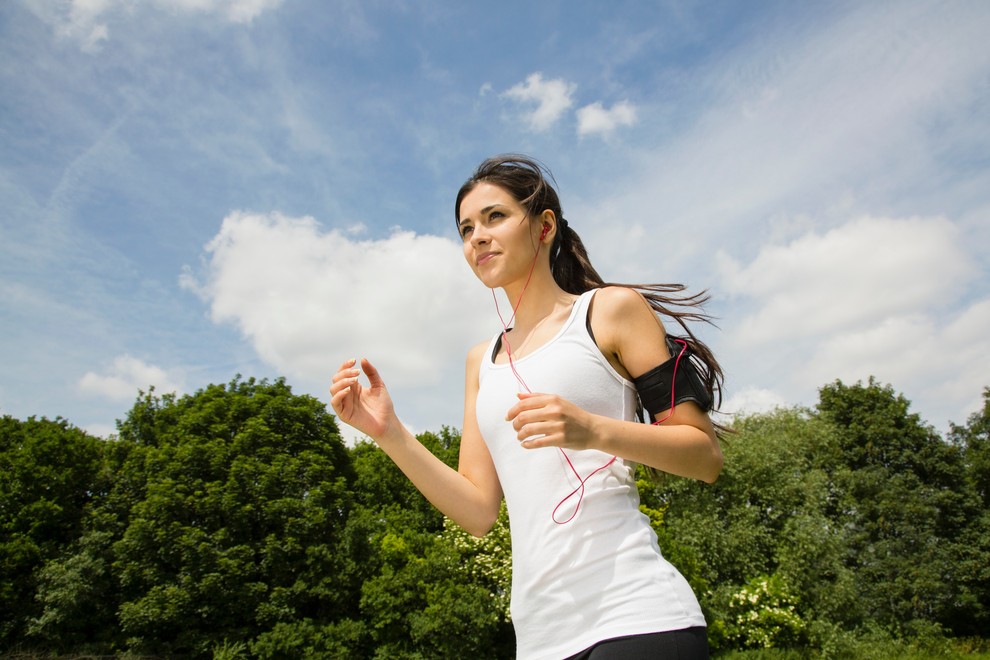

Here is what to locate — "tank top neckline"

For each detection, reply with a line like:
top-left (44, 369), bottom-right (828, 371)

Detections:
top-left (488, 290), bottom-right (591, 367)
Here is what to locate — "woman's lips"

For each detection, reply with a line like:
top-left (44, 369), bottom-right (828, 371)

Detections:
top-left (476, 251), bottom-right (496, 266)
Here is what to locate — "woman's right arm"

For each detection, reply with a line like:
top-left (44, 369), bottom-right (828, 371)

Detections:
top-left (329, 347), bottom-right (502, 537)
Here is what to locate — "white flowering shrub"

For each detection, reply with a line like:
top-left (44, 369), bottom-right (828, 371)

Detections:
top-left (441, 502), bottom-right (513, 619)
top-left (725, 574), bottom-right (806, 649)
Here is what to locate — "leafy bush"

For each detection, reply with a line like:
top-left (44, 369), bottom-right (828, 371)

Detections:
top-left (722, 575), bottom-right (805, 649)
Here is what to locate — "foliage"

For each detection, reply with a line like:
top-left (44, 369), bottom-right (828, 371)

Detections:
top-left (348, 429), bottom-right (513, 659)
top-left (723, 574), bottom-right (805, 649)
top-left (441, 502), bottom-right (512, 619)
top-left (816, 379), bottom-right (984, 634)
top-left (655, 379), bottom-right (990, 655)
top-left (946, 389), bottom-right (990, 637)
top-left (0, 415), bottom-right (103, 646)
top-left (1, 377), bottom-right (988, 657)
top-left (16, 378), bottom-right (360, 657)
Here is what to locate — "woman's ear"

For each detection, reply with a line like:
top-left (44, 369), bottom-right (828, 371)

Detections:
top-left (538, 209), bottom-right (556, 241)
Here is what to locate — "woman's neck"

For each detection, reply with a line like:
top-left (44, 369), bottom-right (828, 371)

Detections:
top-left (501, 269), bottom-right (574, 331)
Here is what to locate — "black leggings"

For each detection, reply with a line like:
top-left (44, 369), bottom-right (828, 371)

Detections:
top-left (565, 627), bottom-right (709, 659)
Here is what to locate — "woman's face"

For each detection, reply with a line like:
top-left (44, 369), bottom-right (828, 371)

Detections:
top-left (458, 182), bottom-right (542, 289)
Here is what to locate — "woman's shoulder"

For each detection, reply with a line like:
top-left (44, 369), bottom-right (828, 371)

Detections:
top-left (589, 286), bottom-right (670, 374)
top-left (468, 338), bottom-right (490, 360)
top-left (591, 285), bottom-right (658, 324)
top-left (466, 337), bottom-right (492, 372)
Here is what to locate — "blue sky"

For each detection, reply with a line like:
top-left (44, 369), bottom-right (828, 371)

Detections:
top-left (2, 0), bottom-right (988, 441)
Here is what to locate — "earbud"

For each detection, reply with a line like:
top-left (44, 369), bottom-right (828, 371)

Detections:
top-left (540, 224), bottom-right (550, 240)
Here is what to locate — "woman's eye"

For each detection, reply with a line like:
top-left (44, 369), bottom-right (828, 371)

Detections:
top-left (460, 225), bottom-right (473, 238)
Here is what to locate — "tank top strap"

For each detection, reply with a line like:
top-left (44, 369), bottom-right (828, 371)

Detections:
top-left (563, 289), bottom-right (597, 345)
top-left (479, 289), bottom-right (598, 377)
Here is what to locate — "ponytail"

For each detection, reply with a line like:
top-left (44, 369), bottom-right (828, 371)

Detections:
top-left (550, 219), bottom-right (604, 295)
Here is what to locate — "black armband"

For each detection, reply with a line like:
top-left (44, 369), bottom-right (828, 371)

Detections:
top-left (632, 338), bottom-right (713, 419)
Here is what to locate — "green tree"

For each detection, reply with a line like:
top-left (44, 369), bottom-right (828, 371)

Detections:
top-left (345, 428), bottom-right (514, 659)
top-left (0, 415), bottom-right (103, 646)
top-left (952, 387), bottom-right (990, 507)
top-left (948, 388), bottom-right (990, 635)
top-left (645, 407), bottom-right (852, 650)
top-left (29, 378), bottom-right (358, 657)
top-left (816, 378), bottom-right (980, 634)
top-left (26, 524), bottom-right (118, 651)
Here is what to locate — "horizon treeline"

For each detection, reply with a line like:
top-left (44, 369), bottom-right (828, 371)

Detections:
top-left (1, 376), bottom-right (988, 658)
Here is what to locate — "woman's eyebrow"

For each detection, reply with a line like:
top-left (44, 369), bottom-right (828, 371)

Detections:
top-left (459, 204), bottom-right (499, 226)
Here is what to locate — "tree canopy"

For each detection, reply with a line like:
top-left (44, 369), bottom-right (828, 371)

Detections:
top-left (1, 377), bottom-right (988, 657)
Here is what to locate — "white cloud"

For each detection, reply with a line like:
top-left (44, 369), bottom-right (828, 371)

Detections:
top-left (576, 100), bottom-right (637, 137)
top-left (503, 73), bottom-right (576, 132)
top-left (502, 74), bottom-right (637, 137)
top-left (719, 386), bottom-right (788, 417)
top-left (78, 355), bottom-right (185, 402)
top-left (35, 0), bottom-right (283, 50)
top-left (794, 298), bottom-right (990, 428)
top-left (82, 422), bottom-right (118, 439)
top-left (37, 0), bottom-right (113, 52)
top-left (798, 314), bottom-right (935, 388)
top-left (717, 216), bottom-right (975, 347)
top-left (182, 212), bottom-right (494, 431)
top-left (711, 213), bottom-right (988, 431)
top-left (158, 0), bottom-right (282, 23)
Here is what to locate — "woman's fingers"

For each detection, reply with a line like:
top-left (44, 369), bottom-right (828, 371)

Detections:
top-left (505, 391), bottom-right (549, 422)
top-left (506, 394), bottom-right (554, 443)
top-left (360, 358), bottom-right (385, 389)
top-left (505, 393), bottom-right (592, 449)
top-left (329, 374), bottom-right (357, 400)
top-left (331, 358), bottom-right (358, 383)
top-left (329, 359), bottom-right (363, 416)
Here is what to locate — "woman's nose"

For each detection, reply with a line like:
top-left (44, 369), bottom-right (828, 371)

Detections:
top-left (471, 225), bottom-right (490, 246)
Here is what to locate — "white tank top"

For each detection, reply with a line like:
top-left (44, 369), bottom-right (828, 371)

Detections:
top-left (476, 289), bottom-right (706, 660)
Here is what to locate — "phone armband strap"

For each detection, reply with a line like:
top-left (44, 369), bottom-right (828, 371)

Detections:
top-left (632, 338), bottom-right (713, 420)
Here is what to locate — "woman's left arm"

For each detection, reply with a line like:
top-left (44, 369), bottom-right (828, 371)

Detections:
top-left (505, 286), bottom-right (723, 483)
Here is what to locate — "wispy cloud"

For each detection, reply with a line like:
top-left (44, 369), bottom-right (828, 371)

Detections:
top-left (28, 0), bottom-right (284, 51)
top-left (577, 1), bottom-right (990, 279)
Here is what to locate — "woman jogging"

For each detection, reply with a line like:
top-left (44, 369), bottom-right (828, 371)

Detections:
top-left (330, 154), bottom-right (724, 659)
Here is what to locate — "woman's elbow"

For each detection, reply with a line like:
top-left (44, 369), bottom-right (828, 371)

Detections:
top-left (700, 446), bottom-right (724, 484)
top-left (462, 515), bottom-right (496, 538)
top-left (466, 525), bottom-right (492, 539)
top-left (458, 501), bottom-right (501, 538)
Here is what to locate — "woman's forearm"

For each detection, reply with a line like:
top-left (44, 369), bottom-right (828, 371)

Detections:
top-left (375, 423), bottom-right (502, 536)
top-left (592, 415), bottom-right (723, 483)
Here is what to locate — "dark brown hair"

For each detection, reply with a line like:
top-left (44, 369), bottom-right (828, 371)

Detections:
top-left (456, 154), bottom-right (725, 411)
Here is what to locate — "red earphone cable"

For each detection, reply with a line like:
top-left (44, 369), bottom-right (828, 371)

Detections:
top-left (492, 232), bottom-right (544, 393)
top-left (552, 341), bottom-right (686, 524)
top-left (652, 338), bottom-right (688, 425)
top-left (491, 227), bottom-right (687, 525)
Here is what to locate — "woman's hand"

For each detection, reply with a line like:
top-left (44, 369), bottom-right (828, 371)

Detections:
top-left (329, 358), bottom-right (396, 442)
top-left (505, 392), bottom-right (600, 451)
